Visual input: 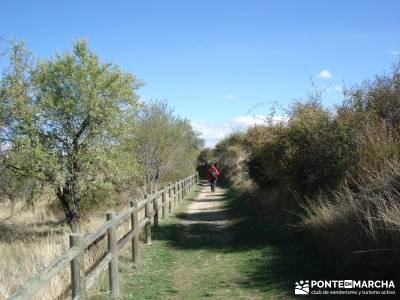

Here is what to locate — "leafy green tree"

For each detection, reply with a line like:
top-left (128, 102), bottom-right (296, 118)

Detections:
top-left (0, 40), bottom-right (141, 231)
top-left (134, 101), bottom-right (203, 191)
top-left (0, 40), bottom-right (38, 215)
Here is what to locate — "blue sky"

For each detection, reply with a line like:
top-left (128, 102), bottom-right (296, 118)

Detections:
top-left (1, 0), bottom-right (400, 146)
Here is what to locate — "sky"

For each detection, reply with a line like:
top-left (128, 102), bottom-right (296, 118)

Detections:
top-left (1, 0), bottom-right (400, 147)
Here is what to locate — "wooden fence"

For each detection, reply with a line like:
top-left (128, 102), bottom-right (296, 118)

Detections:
top-left (6, 172), bottom-right (199, 300)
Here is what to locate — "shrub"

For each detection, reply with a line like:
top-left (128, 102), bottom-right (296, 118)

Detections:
top-left (245, 100), bottom-right (352, 195)
top-left (209, 132), bottom-right (254, 188)
top-left (246, 124), bottom-right (288, 188)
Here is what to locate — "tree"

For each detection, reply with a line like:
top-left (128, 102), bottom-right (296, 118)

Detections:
top-left (0, 40), bottom-right (141, 232)
top-left (0, 162), bottom-right (42, 218)
top-left (0, 40), bottom-right (37, 216)
top-left (134, 101), bottom-right (203, 191)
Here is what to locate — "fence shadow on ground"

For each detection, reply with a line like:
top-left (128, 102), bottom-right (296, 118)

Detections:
top-left (152, 185), bottom-right (339, 299)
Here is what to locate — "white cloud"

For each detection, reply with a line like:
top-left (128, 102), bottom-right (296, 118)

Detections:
top-left (318, 69), bottom-right (333, 79)
top-left (224, 94), bottom-right (234, 100)
top-left (389, 50), bottom-right (400, 56)
top-left (191, 121), bottom-right (232, 147)
top-left (138, 95), bottom-right (149, 105)
top-left (192, 115), bottom-right (286, 147)
top-left (231, 115), bottom-right (267, 127)
top-left (335, 85), bottom-right (343, 92)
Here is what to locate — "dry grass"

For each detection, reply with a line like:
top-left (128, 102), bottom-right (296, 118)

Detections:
top-left (300, 159), bottom-right (400, 265)
top-left (350, 122), bottom-right (400, 183)
top-left (0, 197), bottom-right (136, 300)
top-left (299, 123), bottom-right (400, 256)
top-left (0, 223), bottom-right (69, 299)
top-left (216, 118), bottom-right (400, 275)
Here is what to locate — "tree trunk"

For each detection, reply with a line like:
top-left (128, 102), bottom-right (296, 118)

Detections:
top-left (69, 213), bottom-right (81, 233)
top-left (56, 185), bottom-right (81, 233)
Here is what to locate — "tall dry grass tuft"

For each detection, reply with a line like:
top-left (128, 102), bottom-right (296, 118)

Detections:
top-left (300, 158), bottom-right (400, 272)
top-left (349, 122), bottom-right (400, 183)
top-left (0, 203), bottom-right (120, 300)
top-left (0, 232), bottom-right (69, 299)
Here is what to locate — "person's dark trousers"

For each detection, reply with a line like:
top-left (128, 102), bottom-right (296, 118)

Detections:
top-left (211, 178), bottom-right (217, 192)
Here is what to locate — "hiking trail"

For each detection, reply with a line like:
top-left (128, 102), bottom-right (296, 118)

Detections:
top-left (117, 181), bottom-right (302, 300)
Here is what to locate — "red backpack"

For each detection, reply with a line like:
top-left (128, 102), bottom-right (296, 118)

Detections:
top-left (210, 165), bottom-right (220, 179)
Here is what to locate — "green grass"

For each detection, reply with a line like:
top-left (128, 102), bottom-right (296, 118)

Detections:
top-left (110, 185), bottom-right (336, 299)
top-left (119, 239), bottom-right (178, 299)
top-left (117, 188), bottom-right (201, 300)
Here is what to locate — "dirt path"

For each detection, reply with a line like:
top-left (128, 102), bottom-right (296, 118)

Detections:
top-left (180, 184), bottom-right (233, 242)
top-left (183, 184), bottom-right (229, 222)
top-left (120, 181), bottom-right (301, 300)
top-left (170, 183), bottom-right (269, 300)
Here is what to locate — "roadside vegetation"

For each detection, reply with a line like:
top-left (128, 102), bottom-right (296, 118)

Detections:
top-left (0, 39), bottom-right (202, 299)
top-left (206, 61), bottom-right (400, 279)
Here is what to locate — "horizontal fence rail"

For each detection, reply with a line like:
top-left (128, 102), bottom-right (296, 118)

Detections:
top-left (6, 172), bottom-right (200, 300)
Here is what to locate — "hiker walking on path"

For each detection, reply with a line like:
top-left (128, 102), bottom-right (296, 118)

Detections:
top-left (207, 161), bottom-right (221, 192)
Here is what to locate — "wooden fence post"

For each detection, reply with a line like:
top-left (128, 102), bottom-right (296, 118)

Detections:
top-left (130, 201), bottom-right (139, 263)
top-left (106, 212), bottom-right (119, 298)
top-left (180, 180), bottom-right (182, 200)
top-left (70, 234), bottom-right (86, 300)
top-left (162, 186), bottom-right (166, 219)
top-left (153, 193), bottom-right (159, 227)
top-left (177, 181), bottom-right (180, 203)
top-left (181, 181), bottom-right (184, 200)
top-left (181, 180), bottom-right (183, 200)
top-left (184, 179), bottom-right (186, 198)
top-left (144, 195), bottom-right (152, 244)
top-left (177, 181), bottom-right (180, 204)
top-left (185, 178), bottom-right (188, 197)
top-left (175, 181), bottom-right (178, 205)
top-left (150, 192), bottom-right (154, 226)
top-left (168, 183), bottom-right (172, 213)
top-left (178, 181), bottom-right (182, 202)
